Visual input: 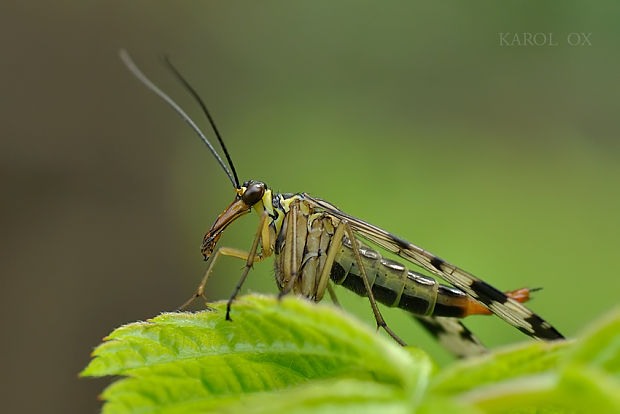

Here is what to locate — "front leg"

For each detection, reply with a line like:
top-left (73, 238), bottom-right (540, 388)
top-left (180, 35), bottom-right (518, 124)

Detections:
top-left (178, 246), bottom-right (263, 311)
top-left (226, 209), bottom-right (270, 321)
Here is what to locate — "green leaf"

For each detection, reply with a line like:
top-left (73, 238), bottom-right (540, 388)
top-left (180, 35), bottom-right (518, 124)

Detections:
top-left (567, 306), bottom-right (620, 378)
top-left (431, 308), bottom-right (620, 414)
top-left (459, 367), bottom-right (620, 414)
top-left (209, 379), bottom-right (412, 414)
top-left (82, 295), bottom-right (620, 414)
top-left (82, 294), bottom-right (428, 413)
top-left (430, 340), bottom-right (571, 395)
top-left (416, 397), bottom-right (485, 414)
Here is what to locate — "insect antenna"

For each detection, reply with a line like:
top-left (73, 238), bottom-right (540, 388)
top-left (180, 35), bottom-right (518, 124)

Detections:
top-left (118, 49), bottom-right (238, 189)
top-left (162, 55), bottom-right (240, 189)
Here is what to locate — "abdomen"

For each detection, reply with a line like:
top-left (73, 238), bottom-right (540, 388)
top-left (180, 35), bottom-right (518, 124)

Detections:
top-left (331, 237), bottom-right (474, 318)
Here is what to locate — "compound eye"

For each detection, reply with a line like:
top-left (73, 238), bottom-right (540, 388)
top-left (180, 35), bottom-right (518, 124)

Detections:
top-left (242, 182), bottom-right (265, 205)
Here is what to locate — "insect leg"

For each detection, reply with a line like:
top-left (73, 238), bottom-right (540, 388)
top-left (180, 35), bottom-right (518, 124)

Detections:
top-left (178, 246), bottom-right (262, 311)
top-left (326, 283), bottom-right (341, 307)
top-left (279, 202), bottom-right (302, 297)
top-left (225, 209), bottom-right (269, 321)
top-left (342, 221), bottom-right (407, 346)
top-left (314, 219), bottom-right (346, 301)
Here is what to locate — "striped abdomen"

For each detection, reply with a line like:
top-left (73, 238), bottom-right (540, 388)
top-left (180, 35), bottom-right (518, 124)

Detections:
top-left (331, 237), bottom-right (475, 318)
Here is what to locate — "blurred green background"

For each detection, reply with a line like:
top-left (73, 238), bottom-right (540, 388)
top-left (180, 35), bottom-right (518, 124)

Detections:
top-left (1, 2), bottom-right (619, 412)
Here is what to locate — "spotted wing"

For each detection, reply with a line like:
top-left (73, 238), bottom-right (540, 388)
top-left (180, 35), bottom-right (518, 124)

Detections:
top-left (305, 195), bottom-right (564, 341)
top-left (415, 316), bottom-right (487, 358)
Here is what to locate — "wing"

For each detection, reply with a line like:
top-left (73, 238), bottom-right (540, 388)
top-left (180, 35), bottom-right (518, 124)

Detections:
top-left (305, 195), bottom-right (564, 341)
top-left (415, 316), bottom-right (487, 358)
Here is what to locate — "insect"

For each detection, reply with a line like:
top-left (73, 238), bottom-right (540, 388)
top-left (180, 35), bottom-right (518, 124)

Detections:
top-left (119, 50), bottom-right (564, 357)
